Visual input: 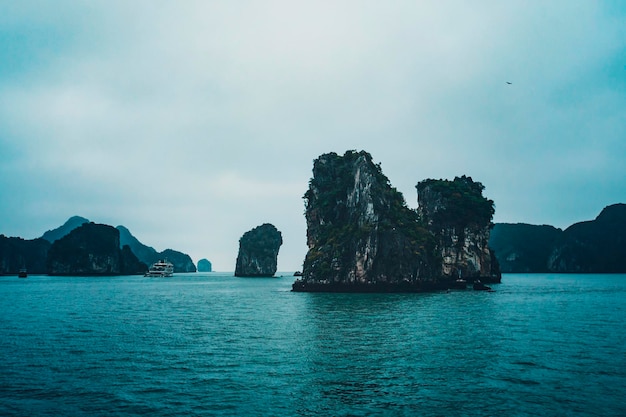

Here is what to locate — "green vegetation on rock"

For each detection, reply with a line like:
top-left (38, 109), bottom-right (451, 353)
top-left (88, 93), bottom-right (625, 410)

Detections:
top-left (235, 223), bottom-right (283, 277)
top-left (417, 176), bottom-right (495, 229)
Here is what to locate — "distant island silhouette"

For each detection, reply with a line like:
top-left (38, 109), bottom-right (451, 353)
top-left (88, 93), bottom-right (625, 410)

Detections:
top-left (1, 216), bottom-right (196, 276)
top-left (490, 203), bottom-right (626, 273)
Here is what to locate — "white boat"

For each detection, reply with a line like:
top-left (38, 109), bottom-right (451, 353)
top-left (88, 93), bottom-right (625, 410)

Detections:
top-left (145, 260), bottom-right (174, 277)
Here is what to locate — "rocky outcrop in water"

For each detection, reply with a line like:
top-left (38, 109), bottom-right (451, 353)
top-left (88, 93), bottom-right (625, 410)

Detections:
top-left (46, 223), bottom-right (147, 275)
top-left (197, 258), bottom-right (212, 272)
top-left (235, 224), bottom-right (282, 277)
top-left (417, 176), bottom-right (500, 283)
top-left (294, 151), bottom-right (441, 292)
top-left (490, 203), bottom-right (626, 273)
top-left (293, 151), bottom-right (500, 292)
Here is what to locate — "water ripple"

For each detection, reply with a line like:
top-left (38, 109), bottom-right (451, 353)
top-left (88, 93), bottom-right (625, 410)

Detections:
top-left (1, 273), bottom-right (625, 416)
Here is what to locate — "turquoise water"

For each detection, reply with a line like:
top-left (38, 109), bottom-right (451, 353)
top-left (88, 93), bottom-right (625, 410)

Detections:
top-left (1, 273), bottom-right (625, 416)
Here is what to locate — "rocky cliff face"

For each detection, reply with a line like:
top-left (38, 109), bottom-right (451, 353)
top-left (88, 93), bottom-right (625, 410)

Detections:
top-left (47, 223), bottom-right (147, 275)
top-left (417, 176), bottom-right (500, 283)
top-left (235, 224), bottom-right (282, 277)
top-left (294, 151), bottom-right (501, 292)
top-left (294, 151), bottom-right (440, 292)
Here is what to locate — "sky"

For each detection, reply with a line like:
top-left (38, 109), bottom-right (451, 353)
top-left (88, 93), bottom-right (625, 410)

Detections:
top-left (1, 1), bottom-right (625, 271)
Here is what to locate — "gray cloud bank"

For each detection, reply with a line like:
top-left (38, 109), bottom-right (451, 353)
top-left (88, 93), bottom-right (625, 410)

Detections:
top-left (1, 1), bottom-right (624, 270)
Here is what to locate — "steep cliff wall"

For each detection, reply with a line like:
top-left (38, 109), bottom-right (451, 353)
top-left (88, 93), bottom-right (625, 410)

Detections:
top-left (235, 224), bottom-right (282, 277)
top-left (417, 176), bottom-right (500, 283)
top-left (294, 151), bottom-right (439, 292)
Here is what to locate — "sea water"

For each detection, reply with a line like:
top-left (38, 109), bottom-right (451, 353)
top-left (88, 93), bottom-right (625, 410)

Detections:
top-left (0, 273), bottom-right (625, 416)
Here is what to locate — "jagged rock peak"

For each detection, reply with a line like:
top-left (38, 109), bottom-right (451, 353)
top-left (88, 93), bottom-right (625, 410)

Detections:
top-left (416, 176), bottom-right (500, 282)
top-left (41, 215), bottom-right (89, 243)
top-left (295, 150), bottom-right (440, 292)
top-left (235, 223), bottom-right (283, 277)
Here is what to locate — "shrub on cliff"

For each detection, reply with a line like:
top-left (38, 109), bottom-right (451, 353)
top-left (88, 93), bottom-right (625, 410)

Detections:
top-left (417, 176), bottom-right (495, 229)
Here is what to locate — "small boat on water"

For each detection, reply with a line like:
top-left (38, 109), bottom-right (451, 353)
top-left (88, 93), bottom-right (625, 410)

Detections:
top-left (18, 268), bottom-right (27, 278)
top-left (473, 280), bottom-right (492, 291)
top-left (145, 260), bottom-right (174, 277)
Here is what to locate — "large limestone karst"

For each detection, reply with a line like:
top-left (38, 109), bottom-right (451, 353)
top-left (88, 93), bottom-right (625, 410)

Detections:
top-left (47, 222), bottom-right (147, 275)
top-left (293, 150), bottom-right (500, 292)
top-left (417, 176), bottom-right (501, 282)
top-left (294, 150), bottom-right (440, 292)
top-left (235, 224), bottom-right (283, 277)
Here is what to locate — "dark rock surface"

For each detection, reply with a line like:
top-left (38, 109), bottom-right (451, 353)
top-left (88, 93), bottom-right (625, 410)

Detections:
top-left (117, 225), bottom-right (159, 266)
top-left (490, 204), bottom-right (626, 273)
top-left (294, 151), bottom-right (499, 292)
top-left (120, 245), bottom-right (150, 275)
top-left (489, 223), bottom-right (562, 273)
top-left (0, 235), bottom-right (51, 275)
top-left (159, 249), bottom-right (196, 273)
top-left (235, 224), bottom-right (283, 277)
top-left (295, 151), bottom-right (439, 292)
top-left (197, 258), bottom-right (212, 272)
top-left (417, 176), bottom-right (501, 283)
top-left (3, 217), bottom-right (196, 275)
top-left (46, 222), bottom-right (147, 275)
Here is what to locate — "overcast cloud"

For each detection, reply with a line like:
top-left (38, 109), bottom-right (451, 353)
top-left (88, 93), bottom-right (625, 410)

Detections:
top-left (1, 1), bottom-right (625, 271)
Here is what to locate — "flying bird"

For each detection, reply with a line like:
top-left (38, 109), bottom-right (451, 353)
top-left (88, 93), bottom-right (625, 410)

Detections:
top-left (506, 81), bottom-right (512, 85)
